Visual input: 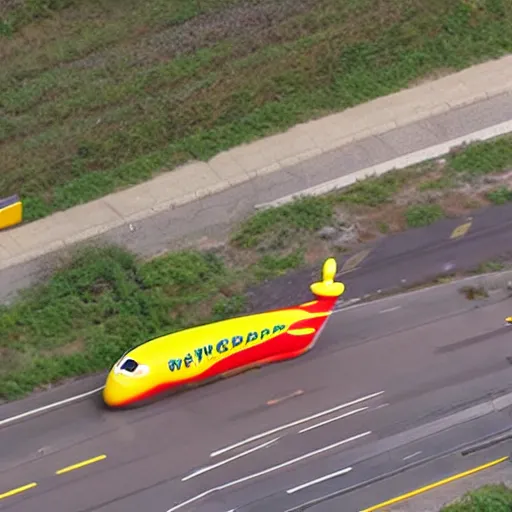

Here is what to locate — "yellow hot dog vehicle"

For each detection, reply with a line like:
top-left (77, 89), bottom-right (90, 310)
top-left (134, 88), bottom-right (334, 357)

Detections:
top-left (103, 257), bottom-right (345, 407)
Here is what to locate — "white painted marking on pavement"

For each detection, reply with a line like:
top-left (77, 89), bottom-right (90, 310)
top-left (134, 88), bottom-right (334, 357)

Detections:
top-left (403, 451), bottom-right (422, 461)
top-left (286, 466), bottom-right (353, 494)
top-left (0, 387), bottom-right (104, 427)
top-left (168, 431), bottom-right (371, 512)
top-left (331, 266), bottom-right (512, 318)
top-left (210, 391), bottom-right (383, 458)
top-left (182, 437), bottom-right (279, 481)
top-left (267, 389), bottom-right (304, 406)
top-left (333, 298), bottom-right (362, 312)
top-left (379, 306), bottom-right (401, 314)
top-left (255, 118), bottom-right (512, 210)
top-left (299, 407), bottom-right (368, 434)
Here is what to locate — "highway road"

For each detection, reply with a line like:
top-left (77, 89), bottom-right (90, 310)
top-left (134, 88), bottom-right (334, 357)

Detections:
top-left (248, 201), bottom-right (512, 313)
top-left (2, 274), bottom-right (512, 511)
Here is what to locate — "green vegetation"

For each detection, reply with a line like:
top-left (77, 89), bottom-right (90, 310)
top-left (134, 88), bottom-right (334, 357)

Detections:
top-left (231, 171), bottom-right (418, 250)
top-left (405, 203), bottom-right (445, 227)
top-left (232, 197), bottom-right (333, 249)
top-left (231, 135), bottom-right (512, 247)
top-left (251, 251), bottom-right (305, 280)
top-left (336, 172), bottom-right (414, 207)
top-left (450, 137), bottom-right (512, 178)
top-left (438, 136), bottom-right (512, 185)
top-left (0, 243), bottom-right (308, 401)
top-left (1, 1), bottom-right (78, 35)
top-left (0, 247), bottom-right (237, 399)
top-left (418, 175), bottom-right (456, 191)
top-left (2, 0), bottom-right (512, 221)
top-left (487, 186), bottom-right (512, 205)
top-left (440, 484), bottom-right (512, 511)
top-left (475, 258), bottom-right (507, 273)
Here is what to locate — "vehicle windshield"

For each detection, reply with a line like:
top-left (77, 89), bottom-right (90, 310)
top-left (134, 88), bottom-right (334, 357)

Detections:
top-left (120, 359), bottom-right (138, 372)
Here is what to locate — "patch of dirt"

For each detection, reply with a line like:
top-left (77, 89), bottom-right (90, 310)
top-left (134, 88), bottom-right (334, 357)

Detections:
top-left (351, 169), bottom-right (512, 240)
top-left (492, 169), bottom-right (512, 185)
top-left (186, 297), bottom-right (219, 323)
top-left (416, 165), bottom-right (446, 182)
top-left (459, 285), bottom-right (489, 300)
top-left (195, 236), bottom-right (227, 253)
top-left (51, 339), bottom-right (85, 356)
top-left (67, 0), bottom-right (317, 69)
top-left (0, 0), bottom-right (24, 16)
top-left (408, 67), bottom-right (456, 87)
top-left (351, 203), bottom-right (408, 240)
top-left (437, 190), bottom-right (488, 217)
top-left (303, 239), bottom-right (333, 265)
top-left (0, 347), bottom-right (16, 371)
top-left (222, 244), bottom-right (264, 270)
top-left (395, 183), bottom-right (444, 206)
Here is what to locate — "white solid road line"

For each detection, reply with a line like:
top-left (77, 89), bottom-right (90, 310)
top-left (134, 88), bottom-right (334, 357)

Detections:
top-left (255, 118), bottom-right (512, 210)
top-left (403, 450), bottom-right (422, 461)
top-left (168, 431), bottom-right (371, 512)
top-left (182, 437), bottom-right (280, 482)
top-left (298, 407), bottom-right (368, 434)
top-left (331, 265), bottom-right (512, 318)
top-left (379, 306), bottom-right (402, 314)
top-left (0, 386), bottom-right (104, 427)
top-left (286, 466), bottom-right (353, 494)
top-left (210, 391), bottom-right (383, 458)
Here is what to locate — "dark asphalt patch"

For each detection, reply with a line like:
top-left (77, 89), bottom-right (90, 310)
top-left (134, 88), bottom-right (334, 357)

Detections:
top-left (436, 326), bottom-right (512, 353)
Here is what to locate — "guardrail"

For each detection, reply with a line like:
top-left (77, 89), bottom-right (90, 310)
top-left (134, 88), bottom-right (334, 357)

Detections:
top-left (0, 195), bottom-right (23, 230)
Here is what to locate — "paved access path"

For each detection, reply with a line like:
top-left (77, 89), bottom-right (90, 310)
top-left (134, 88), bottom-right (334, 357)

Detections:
top-left (1, 55), bottom-right (512, 303)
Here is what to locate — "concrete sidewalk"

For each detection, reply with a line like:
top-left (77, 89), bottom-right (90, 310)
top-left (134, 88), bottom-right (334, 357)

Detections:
top-left (1, 55), bottom-right (512, 302)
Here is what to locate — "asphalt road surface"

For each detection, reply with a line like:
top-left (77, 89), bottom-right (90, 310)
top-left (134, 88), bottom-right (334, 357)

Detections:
top-left (2, 277), bottom-right (512, 512)
top-left (247, 201), bottom-right (512, 313)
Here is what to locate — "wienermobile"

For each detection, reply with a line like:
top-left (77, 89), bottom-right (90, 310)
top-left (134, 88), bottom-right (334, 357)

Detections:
top-left (103, 257), bottom-right (346, 408)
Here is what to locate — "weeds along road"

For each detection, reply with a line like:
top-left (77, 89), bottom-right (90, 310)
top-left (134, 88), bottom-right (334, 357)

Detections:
top-left (246, 200), bottom-right (512, 313)
top-left (2, 91), bottom-right (512, 306)
top-left (2, 252), bottom-right (512, 510)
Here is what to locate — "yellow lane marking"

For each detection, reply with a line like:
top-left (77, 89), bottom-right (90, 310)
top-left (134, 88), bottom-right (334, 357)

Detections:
top-left (340, 250), bottom-right (371, 274)
top-left (360, 456), bottom-right (509, 512)
top-left (56, 454), bottom-right (107, 475)
top-left (267, 389), bottom-right (304, 406)
top-left (450, 221), bottom-right (472, 239)
top-left (0, 482), bottom-right (37, 500)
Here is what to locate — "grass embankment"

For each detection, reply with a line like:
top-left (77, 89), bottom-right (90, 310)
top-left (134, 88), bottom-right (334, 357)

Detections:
top-left (440, 483), bottom-right (512, 511)
top-left (1, 0), bottom-right (512, 221)
top-left (1, 136), bottom-right (512, 401)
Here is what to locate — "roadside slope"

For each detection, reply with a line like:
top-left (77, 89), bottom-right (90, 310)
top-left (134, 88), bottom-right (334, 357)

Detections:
top-left (1, 62), bottom-right (512, 302)
top-left (2, 0), bottom-right (512, 221)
